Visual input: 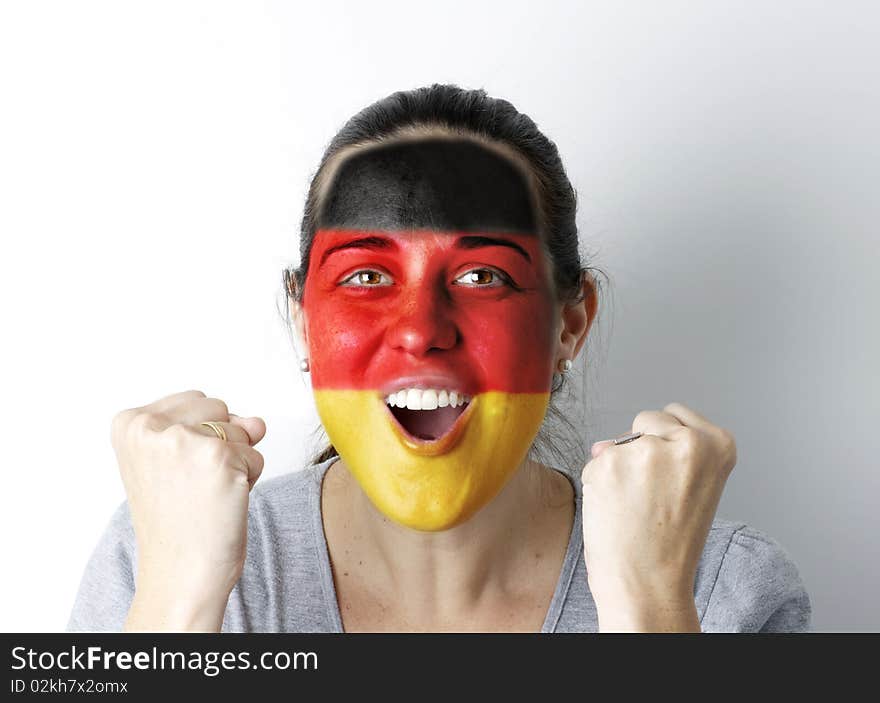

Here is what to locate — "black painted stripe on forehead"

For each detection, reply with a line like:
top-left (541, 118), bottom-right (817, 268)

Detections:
top-left (317, 138), bottom-right (538, 235)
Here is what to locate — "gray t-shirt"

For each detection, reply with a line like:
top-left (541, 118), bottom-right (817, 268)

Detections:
top-left (68, 458), bottom-right (812, 632)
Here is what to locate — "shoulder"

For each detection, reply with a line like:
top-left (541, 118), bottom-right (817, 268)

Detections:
top-left (79, 499), bottom-right (138, 571)
top-left (697, 518), bottom-right (812, 632)
top-left (68, 460), bottom-right (332, 633)
top-left (78, 461), bottom-right (326, 564)
top-left (67, 500), bottom-right (138, 632)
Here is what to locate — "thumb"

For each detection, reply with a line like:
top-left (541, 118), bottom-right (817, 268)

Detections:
top-left (229, 414), bottom-right (267, 446)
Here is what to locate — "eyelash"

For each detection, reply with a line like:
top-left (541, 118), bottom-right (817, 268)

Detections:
top-left (339, 270), bottom-right (393, 287)
top-left (452, 268), bottom-right (514, 288)
top-left (338, 267), bottom-right (517, 289)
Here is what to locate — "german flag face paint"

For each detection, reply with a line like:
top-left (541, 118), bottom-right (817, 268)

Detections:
top-left (301, 138), bottom-right (559, 531)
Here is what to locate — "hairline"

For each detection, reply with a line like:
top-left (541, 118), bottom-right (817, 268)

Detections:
top-left (310, 123), bottom-right (550, 240)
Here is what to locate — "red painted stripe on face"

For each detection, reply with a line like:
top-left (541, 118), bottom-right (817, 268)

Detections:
top-left (302, 229), bottom-right (559, 393)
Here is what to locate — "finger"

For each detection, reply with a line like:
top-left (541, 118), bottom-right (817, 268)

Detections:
top-left (229, 443), bottom-right (265, 489)
top-left (164, 397), bottom-right (230, 427)
top-left (662, 402), bottom-right (717, 432)
top-left (146, 390), bottom-right (207, 413)
top-left (229, 414), bottom-right (267, 446)
top-left (631, 409), bottom-right (685, 440)
top-left (590, 432), bottom-right (648, 459)
top-left (589, 406), bottom-right (686, 458)
top-left (192, 420), bottom-right (253, 445)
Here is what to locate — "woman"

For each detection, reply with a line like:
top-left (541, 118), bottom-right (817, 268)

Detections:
top-left (69, 84), bottom-right (811, 632)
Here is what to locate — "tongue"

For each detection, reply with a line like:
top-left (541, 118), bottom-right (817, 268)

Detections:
top-left (391, 405), bottom-right (466, 440)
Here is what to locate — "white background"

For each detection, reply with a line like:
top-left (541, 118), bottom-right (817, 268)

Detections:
top-left (1, 0), bottom-right (877, 631)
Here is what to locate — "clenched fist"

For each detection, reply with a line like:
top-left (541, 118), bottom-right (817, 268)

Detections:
top-left (582, 402), bottom-right (737, 632)
top-left (110, 390), bottom-right (266, 631)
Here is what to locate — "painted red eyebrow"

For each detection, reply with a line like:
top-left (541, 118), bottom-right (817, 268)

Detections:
top-left (456, 235), bottom-right (532, 263)
top-left (318, 236), bottom-right (397, 267)
top-left (317, 233), bottom-right (532, 268)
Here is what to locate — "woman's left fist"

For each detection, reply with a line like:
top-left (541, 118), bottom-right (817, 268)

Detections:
top-left (582, 403), bottom-right (737, 629)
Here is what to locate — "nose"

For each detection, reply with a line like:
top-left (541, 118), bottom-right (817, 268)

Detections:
top-left (385, 280), bottom-right (459, 356)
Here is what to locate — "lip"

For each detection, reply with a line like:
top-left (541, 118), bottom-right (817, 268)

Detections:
top-left (381, 394), bottom-right (477, 456)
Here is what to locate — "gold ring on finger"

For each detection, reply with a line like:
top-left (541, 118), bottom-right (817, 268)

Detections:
top-left (200, 421), bottom-right (227, 442)
top-left (613, 431), bottom-right (643, 445)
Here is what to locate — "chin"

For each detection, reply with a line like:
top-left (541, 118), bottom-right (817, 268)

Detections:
top-left (313, 390), bottom-right (550, 531)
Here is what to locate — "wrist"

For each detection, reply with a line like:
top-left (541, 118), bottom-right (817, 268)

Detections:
top-left (125, 576), bottom-right (232, 632)
top-left (593, 593), bottom-right (700, 633)
top-left (589, 573), bottom-right (699, 632)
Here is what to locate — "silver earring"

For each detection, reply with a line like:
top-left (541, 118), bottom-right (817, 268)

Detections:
top-left (299, 358), bottom-right (310, 372)
top-left (558, 358), bottom-right (572, 373)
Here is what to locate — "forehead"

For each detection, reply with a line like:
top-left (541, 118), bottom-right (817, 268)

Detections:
top-left (317, 137), bottom-right (538, 235)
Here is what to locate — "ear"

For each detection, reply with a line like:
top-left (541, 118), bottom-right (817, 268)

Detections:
top-left (557, 272), bottom-right (598, 364)
top-left (289, 298), bottom-right (310, 351)
top-left (285, 270), bottom-right (310, 352)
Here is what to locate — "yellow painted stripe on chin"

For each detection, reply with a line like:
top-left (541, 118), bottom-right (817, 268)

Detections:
top-left (313, 390), bottom-right (550, 532)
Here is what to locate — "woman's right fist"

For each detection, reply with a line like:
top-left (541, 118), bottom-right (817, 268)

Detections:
top-left (110, 390), bottom-right (266, 630)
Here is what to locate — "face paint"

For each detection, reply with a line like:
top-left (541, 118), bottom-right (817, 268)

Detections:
top-left (319, 138), bottom-right (539, 235)
top-left (302, 139), bottom-right (558, 531)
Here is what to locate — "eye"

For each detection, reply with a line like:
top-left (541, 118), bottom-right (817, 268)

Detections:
top-left (339, 269), bottom-right (393, 287)
top-left (453, 267), bottom-right (510, 287)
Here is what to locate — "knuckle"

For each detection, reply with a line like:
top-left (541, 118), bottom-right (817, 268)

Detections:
top-left (719, 427), bottom-right (736, 449)
top-left (177, 389), bottom-right (206, 400)
top-left (223, 449), bottom-right (250, 481)
top-left (161, 422), bottom-right (191, 450)
top-left (719, 428), bottom-right (738, 468)
top-left (633, 410), bottom-right (653, 427)
top-left (110, 409), bottom-right (135, 443)
top-left (678, 425), bottom-right (700, 442)
top-left (674, 428), bottom-right (700, 460)
top-left (207, 397), bottom-right (229, 418)
top-left (111, 407), bottom-right (133, 428)
top-left (129, 411), bottom-right (161, 436)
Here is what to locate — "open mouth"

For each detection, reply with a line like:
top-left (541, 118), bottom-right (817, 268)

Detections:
top-left (383, 388), bottom-right (474, 454)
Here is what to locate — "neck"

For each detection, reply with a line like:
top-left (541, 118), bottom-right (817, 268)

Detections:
top-left (322, 455), bottom-right (575, 625)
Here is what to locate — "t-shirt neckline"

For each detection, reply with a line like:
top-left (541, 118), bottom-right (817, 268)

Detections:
top-left (308, 457), bottom-right (582, 633)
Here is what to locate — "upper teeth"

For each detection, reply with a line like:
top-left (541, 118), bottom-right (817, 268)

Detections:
top-left (385, 388), bottom-right (471, 410)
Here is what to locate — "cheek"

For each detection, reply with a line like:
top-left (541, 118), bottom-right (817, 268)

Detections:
top-left (304, 292), bottom-right (387, 382)
top-left (457, 295), bottom-right (558, 387)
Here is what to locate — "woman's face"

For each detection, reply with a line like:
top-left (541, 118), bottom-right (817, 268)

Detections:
top-left (301, 137), bottom-right (561, 530)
